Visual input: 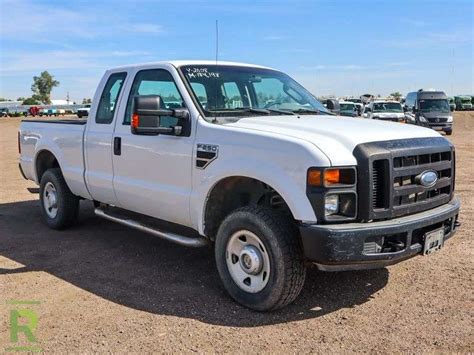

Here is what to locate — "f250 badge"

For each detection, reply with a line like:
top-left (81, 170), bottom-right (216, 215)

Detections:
top-left (196, 144), bottom-right (219, 169)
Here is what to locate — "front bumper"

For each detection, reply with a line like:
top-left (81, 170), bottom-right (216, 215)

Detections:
top-left (299, 198), bottom-right (460, 271)
top-left (420, 121), bottom-right (452, 131)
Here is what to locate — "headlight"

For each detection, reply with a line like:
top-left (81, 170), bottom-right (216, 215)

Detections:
top-left (307, 167), bottom-right (358, 222)
top-left (325, 193), bottom-right (357, 220)
top-left (447, 116), bottom-right (453, 122)
top-left (325, 195), bottom-right (339, 216)
top-left (419, 115), bottom-right (427, 122)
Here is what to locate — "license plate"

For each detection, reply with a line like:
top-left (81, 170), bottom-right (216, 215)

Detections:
top-left (423, 228), bottom-right (444, 255)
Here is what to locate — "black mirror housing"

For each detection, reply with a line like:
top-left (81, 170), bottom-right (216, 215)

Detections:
top-left (131, 95), bottom-right (189, 136)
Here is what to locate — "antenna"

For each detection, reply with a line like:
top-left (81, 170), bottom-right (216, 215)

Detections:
top-left (215, 19), bottom-right (219, 64)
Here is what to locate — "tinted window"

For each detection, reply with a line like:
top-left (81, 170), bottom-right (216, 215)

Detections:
top-left (96, 72), bottom-right (126, 124)
top-left (124, 69), bottom-right (184, 125)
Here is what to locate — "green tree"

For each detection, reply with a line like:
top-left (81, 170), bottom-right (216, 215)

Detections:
top-left (22, 97), bottom-right (40, 105)
top-left (390, 91), bottom-right (402, 101)
top-left (31, 71), bottom-right (59, 104)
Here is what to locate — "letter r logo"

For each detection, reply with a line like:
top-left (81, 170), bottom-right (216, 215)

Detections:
top-left (10, 309), bottom-right (38, 343)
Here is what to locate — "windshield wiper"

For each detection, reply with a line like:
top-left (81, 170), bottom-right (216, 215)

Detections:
top-left (291, 108), bottom-right (329, 115)
top-left (267, 108), bottom-right (295, 115)
top-left (207, 108), bottom-right (295, 116)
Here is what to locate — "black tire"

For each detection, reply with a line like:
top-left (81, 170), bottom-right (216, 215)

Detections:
top-left (39, 168), bottom-right (79, 230)
top-left (215, 206), bottom-right (306, 311)
top-left (445, 130), bottom-right (452, 136)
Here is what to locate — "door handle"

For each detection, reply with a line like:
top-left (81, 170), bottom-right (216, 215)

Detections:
top-left (114, 137), bottom-right (121, 156)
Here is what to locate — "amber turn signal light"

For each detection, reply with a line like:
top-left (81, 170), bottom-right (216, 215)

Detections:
top-left (131, 113), bottom-right (139, 129)
top-left (324, 169), bottom-right (341, 185)
top-left (307, 169), bottom-right (322, 186)
top-left (307, 167), bottom-right (356, 187)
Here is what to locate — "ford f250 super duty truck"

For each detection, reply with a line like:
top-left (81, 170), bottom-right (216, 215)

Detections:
top-left (19, 61), bottom-right (460, 311)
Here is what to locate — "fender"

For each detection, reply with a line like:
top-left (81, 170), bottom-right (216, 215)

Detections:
top-left (191, 156), bottom-right (319, 236)
top-left (34, 137), bottom-right (92, 200)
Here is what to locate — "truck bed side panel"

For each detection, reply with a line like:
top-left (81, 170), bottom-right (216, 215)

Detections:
top-left (19, 121), bottom-right (92, 200)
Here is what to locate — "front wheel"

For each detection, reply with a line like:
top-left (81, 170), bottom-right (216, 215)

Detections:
top-left (39, 168), bottom-right (79, 230)
top-left (215, 206), bottom-right (306, 311)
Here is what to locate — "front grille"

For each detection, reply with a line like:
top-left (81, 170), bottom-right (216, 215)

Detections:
top-left (427, 117), bottom-right (448, 123)
top-left (353, 137), bottom-right (455, 221)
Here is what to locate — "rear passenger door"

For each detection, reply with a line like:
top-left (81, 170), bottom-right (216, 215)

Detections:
top-left (85, 71), bottom-right (127, 205)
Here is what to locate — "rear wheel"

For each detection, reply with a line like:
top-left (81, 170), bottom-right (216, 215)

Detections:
top-left (39, 168), bottom-right (79, 230)
top-left (215, 206), bottom-right (306, 311)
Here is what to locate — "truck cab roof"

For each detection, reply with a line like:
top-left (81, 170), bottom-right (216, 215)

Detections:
top-left (108, 60), bottom-right (274, 72)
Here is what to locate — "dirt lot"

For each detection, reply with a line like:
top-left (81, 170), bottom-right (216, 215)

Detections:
top-left (0, 113), bottom-right (473, 352)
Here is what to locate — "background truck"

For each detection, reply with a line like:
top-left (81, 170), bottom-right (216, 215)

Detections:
top-left (455, 95), bottom-right (473, 110)
top-left (19, 61), bottom-right (460, 311)
top-left (362, 100), bottom-right (405, 122)
top-left (77, 104), bottom-right (91, 118)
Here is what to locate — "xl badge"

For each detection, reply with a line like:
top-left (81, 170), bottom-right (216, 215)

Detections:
top-left (196, 144), bottom-right (218, 169)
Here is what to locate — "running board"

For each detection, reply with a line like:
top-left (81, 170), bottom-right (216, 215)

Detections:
top-left (94, 208), bottom-right (209, 248)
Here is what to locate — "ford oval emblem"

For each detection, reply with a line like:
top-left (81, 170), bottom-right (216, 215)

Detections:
top-left (416, 170), bottom-right (438, 187)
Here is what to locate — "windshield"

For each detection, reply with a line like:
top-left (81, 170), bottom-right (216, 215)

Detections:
top-left (340, 103), bottom-right (355, 111)
top-left (373, 102), bottom-right (403, 113)
top-left (419, 99), bottom-right (450, 113)
top-left (179, 65), bottom-right (329, 118)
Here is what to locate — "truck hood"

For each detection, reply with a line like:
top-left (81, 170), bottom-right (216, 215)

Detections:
top-left (225, 115), bottom-right (440, 166)
top-left (372, 112), bottom-right (405, 119)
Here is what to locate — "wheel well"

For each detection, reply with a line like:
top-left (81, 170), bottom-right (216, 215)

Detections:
top-left (204, 176), bottom-right (293, 239)
top-left (35, 150), bottom-right (60, 182)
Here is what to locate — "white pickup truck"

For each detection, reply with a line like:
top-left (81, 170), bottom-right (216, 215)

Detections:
top-left (19, 61), bottom-right (460, 311)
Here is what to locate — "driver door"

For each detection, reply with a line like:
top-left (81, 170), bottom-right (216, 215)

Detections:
top-left (112, 68), bottom-right (194, 227)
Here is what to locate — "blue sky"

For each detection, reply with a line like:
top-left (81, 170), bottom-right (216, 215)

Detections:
top-left (0, 0), bottom-right (472, 102)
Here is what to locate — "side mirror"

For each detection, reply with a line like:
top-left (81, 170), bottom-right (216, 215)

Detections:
top-left (450, 106), bottom-right (454, 112)
top-left (366, 107), bottom-right (372, 113)
top-left (131, 95), bottom-right (189, 136)
top-left (403, 105), bottom-right (408, 112)
top-left (412, 107), bottom-right (418, 114)
top-left (326, 99), bottom-right (340, 114)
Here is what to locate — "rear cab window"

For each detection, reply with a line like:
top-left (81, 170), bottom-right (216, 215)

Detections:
top-left (96, 72), bottom-right (127, 124)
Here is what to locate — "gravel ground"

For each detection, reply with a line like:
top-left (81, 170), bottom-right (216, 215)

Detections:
top-left (0, 113), bottom-right (473, 352)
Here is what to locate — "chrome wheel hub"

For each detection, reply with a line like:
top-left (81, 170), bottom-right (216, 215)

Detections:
top-left (226, 230), bottom-right (270, 293)
top-left (43, 182), bottom-right (58, 218)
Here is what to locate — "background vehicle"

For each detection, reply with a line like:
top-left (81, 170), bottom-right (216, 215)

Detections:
top-left (448, 96), bottom-right (456, 111)
top-left (364, 100), bottom-right (405, 122)
top-left (405, 90), bottom-right (453, 135)
top-left (454, 95), bottom-right (472, 110)
top-left (19, 61), bottom-right (460, 311)
top-left (77, 104), bottom-right (91, 118)
top-left (339, 101), bottom-right (358, 117)
top-left (345, 98), bottom-right (363, 115)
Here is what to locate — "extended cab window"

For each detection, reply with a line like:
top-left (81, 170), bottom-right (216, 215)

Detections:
top-left (124, 69), bottom-right (184, 126)
top-left (96, 72), bottom-right (126, 124)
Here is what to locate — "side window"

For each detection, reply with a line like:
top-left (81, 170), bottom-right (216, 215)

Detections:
top-left (124, 69), bottom-right (184, 126)
top-left (96, 72), bottom-right (126, 124)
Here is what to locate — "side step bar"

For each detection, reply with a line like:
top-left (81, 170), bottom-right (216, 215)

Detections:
top-left (94, 208), bottom-right (209, 248)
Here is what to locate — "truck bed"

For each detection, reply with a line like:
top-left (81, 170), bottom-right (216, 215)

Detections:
top-left (19, 119), bottom-right (89, 199)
